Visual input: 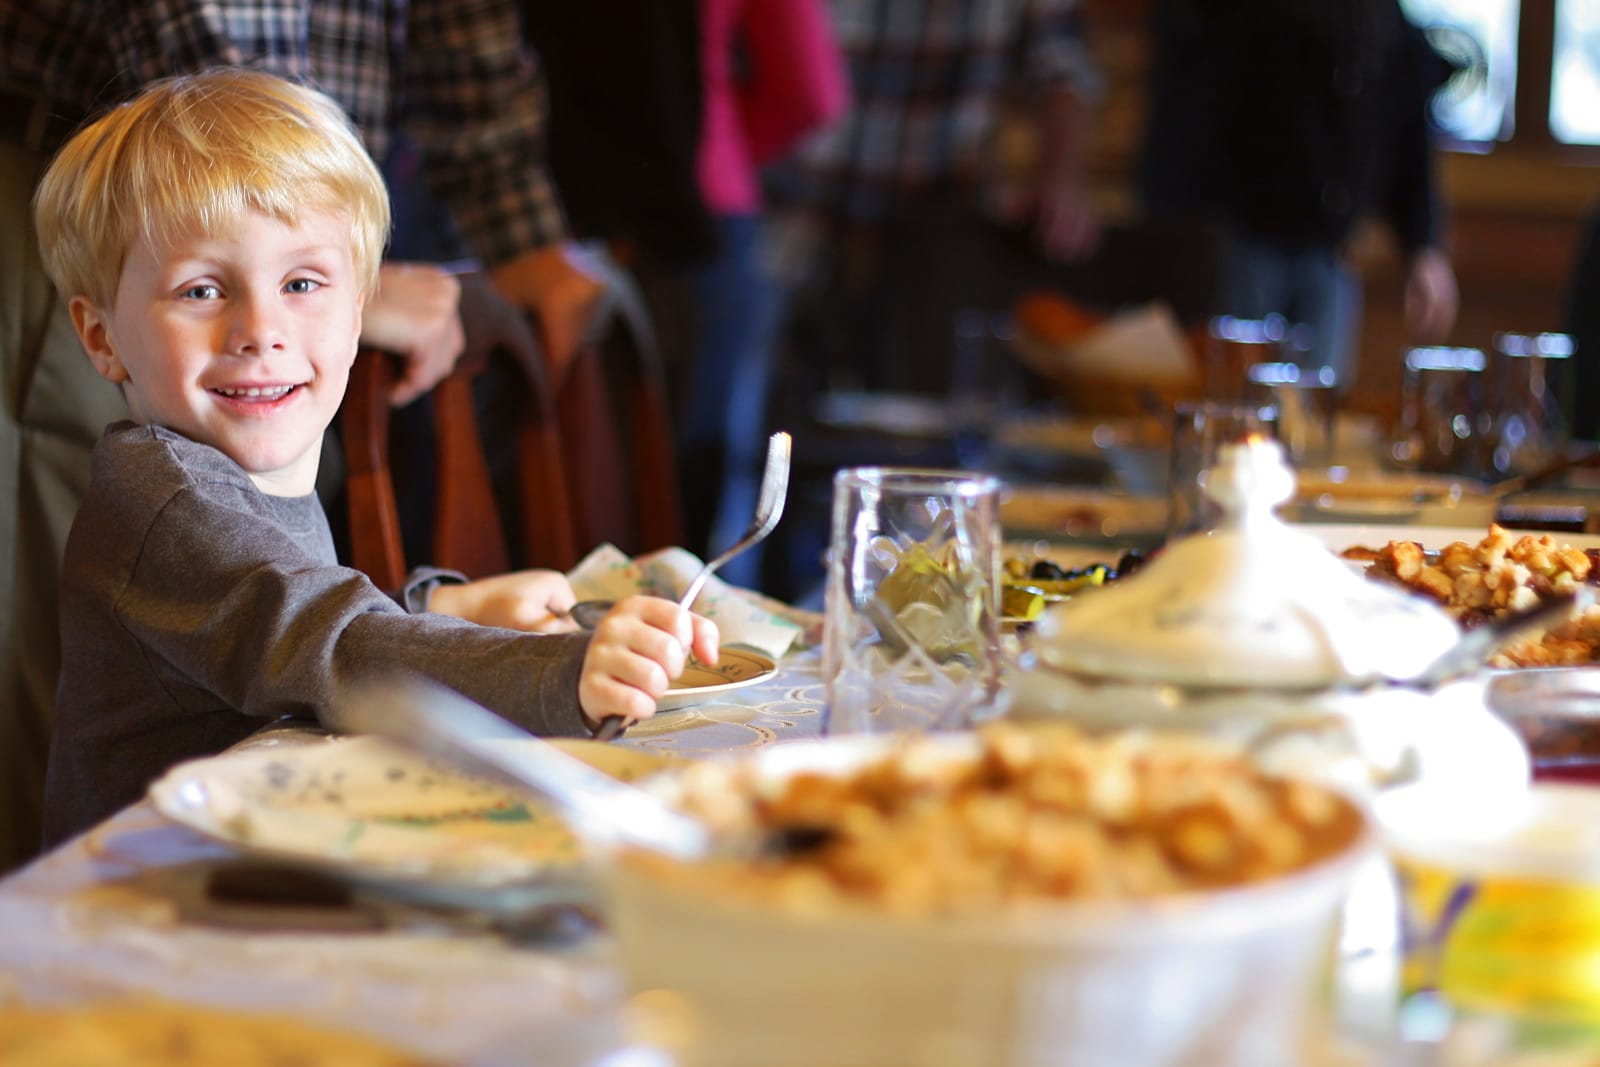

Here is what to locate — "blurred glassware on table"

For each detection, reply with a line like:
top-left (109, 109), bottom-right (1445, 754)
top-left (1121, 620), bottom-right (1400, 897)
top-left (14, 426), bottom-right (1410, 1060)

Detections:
top-left (1205, 313), bottom-right (1290, 403)
top-left (1390, 345), bottom-right (1490, 477)
top-left (1489, 331), bottom-right (1574, 478)
top-left (1167, 400), bottom-right (1270, 540)
top-left (1247, 361), bottom-right (1340, 471)
top-left (1487, 668), bottom-right (1600, 783)
top-left (823, 467), bottom-right (1002, 735)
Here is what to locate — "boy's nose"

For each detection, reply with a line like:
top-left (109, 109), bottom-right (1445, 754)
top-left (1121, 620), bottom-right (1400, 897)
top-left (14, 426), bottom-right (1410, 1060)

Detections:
top-left (225, 296), bottom-right (288, 355)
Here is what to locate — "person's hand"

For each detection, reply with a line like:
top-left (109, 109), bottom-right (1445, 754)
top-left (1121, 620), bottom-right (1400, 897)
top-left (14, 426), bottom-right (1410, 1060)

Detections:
top-left (1404, 246), bottom-right (1459, 344)
top-left (488, 243), bottom-right (608, 384)
top-left (577, 596), bottom-right (719, 730)
top-left (362, 263), bottom-right (466, 407)
top-left (428, 569), bottom-right (579, 633)
top-left (1031, 178), bottom-right (1101, 262)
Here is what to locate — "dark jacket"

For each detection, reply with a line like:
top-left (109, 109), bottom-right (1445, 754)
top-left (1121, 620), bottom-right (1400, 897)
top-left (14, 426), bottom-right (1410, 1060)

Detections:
top-left (1138, 0), bottom-right (1455, 254)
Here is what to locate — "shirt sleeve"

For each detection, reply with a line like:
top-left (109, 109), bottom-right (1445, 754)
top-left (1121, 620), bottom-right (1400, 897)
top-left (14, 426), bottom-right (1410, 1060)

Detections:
top-left (399, 0), bottom-right (569, 264)
top-left (737, 0), bottom-right (851, 167)
top-left (122, 487), bottom-right (591, 738)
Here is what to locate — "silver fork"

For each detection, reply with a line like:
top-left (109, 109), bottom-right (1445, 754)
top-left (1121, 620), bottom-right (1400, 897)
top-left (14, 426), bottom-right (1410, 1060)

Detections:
top-left (592, 431), bottom-right (792, 740)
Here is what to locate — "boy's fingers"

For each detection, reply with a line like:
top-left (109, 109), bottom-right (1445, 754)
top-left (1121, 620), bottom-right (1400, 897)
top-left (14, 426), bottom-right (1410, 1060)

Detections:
top-left (690, 616), bottom-right (720, 666)
top-left (580, 675), bottom-right (657, 725)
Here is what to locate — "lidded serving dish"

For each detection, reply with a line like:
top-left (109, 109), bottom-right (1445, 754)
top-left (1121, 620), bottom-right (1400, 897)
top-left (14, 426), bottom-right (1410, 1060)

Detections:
top-left (1007, 437), bottom-right (1529, 795)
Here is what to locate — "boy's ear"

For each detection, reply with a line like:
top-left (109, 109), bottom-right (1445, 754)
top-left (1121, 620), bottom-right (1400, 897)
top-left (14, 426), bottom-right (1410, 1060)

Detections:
top-left (68, 296), bottom-right (130, 384)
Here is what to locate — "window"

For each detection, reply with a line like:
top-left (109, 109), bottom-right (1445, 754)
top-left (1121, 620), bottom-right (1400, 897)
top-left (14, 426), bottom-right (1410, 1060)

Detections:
top-left (1402, 0), bottom-right (1519, 144)
top-left (1551, 0), bottom-right (1600, 144)
top-left (1401, 0), bottom-right (1600, 151)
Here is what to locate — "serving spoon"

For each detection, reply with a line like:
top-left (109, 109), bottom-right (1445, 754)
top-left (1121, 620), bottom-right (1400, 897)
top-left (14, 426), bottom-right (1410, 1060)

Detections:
top-left (333, 675), bottom-right (831, 861)
top-left (335, 676), bottom-right (711, 860)
top-left (1358, 585), bottom-right (1595, 691)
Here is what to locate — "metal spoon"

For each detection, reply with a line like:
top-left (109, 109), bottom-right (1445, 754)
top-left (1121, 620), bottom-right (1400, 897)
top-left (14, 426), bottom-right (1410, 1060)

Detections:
top-left (1357, 586), bottom-right (1595, 691)
top-left (590, 430), bottom-right (792, 740)
top-left (333, 675), bottom-right (832, 861)
top-left (334, 675), bottom-right (711, 860)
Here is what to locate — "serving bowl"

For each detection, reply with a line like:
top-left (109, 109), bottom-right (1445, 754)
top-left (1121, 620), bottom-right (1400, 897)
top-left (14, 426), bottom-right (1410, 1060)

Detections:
top-left (604, 727), bottom-right (1373, 1067)
top-left (1006, 438), bottom-right (1530, 798)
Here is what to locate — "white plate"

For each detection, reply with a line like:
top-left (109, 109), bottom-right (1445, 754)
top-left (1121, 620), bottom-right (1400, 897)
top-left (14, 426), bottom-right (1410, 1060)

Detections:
top-left (148, 736), bottom-right (677, 910)
top-left (657, 647), bottom-right (778, 712)
top-left (1000, 486), bottom-right (1167, 542)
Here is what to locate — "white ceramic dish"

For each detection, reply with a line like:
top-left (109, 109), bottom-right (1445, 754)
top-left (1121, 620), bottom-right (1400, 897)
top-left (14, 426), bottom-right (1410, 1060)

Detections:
top-left (658, 647), bottom-right (777, 712)
top-left (606, 732), bottom-right (1374, 1067)
top-left (1007, 443), bottom-right (1533, 799)
top-left (148, 736), bottom-right (673, 911)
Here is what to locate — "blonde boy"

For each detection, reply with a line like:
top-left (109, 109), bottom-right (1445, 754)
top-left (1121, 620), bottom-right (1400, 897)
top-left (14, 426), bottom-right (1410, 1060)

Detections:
top-left (33, 69), bottom-right (715, 845)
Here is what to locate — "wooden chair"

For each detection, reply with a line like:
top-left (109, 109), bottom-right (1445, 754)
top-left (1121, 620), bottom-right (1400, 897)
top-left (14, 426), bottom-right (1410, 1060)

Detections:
top-left (551, 251), bottom-right (684, 558)
top-left (342, 273), bottom-right (575, 589)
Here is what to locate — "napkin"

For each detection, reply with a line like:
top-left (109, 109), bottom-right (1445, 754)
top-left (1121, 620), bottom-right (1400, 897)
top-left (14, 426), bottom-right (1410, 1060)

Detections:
top-left (567, 544), bottom-right (818, 660)
top-left (1019, 301), bottom-right (1199, 390)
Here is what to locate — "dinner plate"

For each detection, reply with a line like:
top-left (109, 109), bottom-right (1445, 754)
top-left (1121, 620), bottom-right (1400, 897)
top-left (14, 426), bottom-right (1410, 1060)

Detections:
top-left (1285, 472), bottom-right (1495, 525)
top-left (999, 485), bottom-right (1167, 543)
top-left (658, 646), bottom-right (777, 712)
top-left (148, 736), bottom-right (677, 911)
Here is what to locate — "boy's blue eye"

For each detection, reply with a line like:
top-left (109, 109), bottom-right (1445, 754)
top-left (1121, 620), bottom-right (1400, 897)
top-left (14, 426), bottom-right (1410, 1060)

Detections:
top-left (284, 278), bottom-right (321, 295)
top-left (181, 284), bottom-right (220, 300)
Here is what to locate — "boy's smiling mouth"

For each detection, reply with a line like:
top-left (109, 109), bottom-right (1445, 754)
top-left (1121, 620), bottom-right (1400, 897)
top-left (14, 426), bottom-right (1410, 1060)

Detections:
top-left (211, 384), bottom-right (302, 402)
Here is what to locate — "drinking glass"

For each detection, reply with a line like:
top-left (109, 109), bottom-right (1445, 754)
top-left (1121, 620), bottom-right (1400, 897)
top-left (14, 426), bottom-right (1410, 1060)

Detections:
top-left (823, 467), bottom-right (1002, 735)
top-left (1390, 346), bottom-right (1490, 477)
top-left (1246, 361), bottom-right (1339, 470)
top-left (1490, 331), bottom-right (1574, 477)
top-left (1167, 401), bottom-right (1270, 540)
top-left (1205, 314), bottom-right (1288, 403)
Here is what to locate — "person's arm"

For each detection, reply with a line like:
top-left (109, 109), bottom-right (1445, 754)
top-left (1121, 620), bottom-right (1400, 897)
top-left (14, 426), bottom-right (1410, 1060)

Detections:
top-left (736, 0), bottom-right (850, 167)
top-left (1017, 0), bottom-right (1104, 261)
top-left (120, 481), bottom-right (592, 738)
top-left (401, 0), bottom-right (604, 382)
top-left (1385, 15), bottom-right (1459, 343)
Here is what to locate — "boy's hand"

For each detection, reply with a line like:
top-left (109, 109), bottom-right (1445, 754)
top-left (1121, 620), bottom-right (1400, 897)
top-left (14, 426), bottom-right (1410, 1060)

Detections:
top-left (362, 262), bottom-right (466, 407)
top-left (428, 570), bottom-right (579, 633)
top-left (577, 596), bottom-right (720, 730)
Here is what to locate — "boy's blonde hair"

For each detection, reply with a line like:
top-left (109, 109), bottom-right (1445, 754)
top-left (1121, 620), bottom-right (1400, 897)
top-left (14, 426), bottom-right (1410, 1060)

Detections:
top-left (34, 67), bottom-right (390, 309)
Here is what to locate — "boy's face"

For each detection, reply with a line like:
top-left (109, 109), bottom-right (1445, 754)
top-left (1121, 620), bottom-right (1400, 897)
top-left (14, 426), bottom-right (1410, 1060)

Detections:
top-left (70, 207), bottom-right (366, 497)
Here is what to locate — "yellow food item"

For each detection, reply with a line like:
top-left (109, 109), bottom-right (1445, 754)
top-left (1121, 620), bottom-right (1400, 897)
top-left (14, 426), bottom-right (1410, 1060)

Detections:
top-left (1001, 585), bottom-right (1046, 620)
top-left (0, 1000), bottom-right (431, 1066)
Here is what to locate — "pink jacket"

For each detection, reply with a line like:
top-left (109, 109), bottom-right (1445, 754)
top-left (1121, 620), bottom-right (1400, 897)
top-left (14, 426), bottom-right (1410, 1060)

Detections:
top-left (697, 0), bottom-right (849, 215)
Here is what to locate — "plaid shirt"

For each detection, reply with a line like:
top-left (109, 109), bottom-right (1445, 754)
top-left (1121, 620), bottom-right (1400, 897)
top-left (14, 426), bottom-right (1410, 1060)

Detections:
top-left (0, 0), bottom-right (565, 263)
top-left (769, 0), bottom-right (1100, 223)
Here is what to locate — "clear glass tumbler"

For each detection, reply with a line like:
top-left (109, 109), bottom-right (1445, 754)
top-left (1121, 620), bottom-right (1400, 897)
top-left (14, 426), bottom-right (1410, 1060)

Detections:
top-left (1391, 346), bottom-right (1490, 477)
top-left (823, 467), bottom-right (1002, 735)
top-left (1490, 331), bottom-right (1574, 478)
top-left (1246, 361), bottom-right (1339, 470)
top-left (1167, 401), bottom-right (1270, 540)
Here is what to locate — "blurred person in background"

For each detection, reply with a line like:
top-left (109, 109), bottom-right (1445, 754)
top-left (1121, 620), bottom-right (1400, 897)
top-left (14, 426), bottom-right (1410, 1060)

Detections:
top-left (522, 0), bottom-right (846, 587)
top-left (0, 0), bottom-right (600, 873)
top-left (765, 0), bottom-right (1104, 404)
top-left (757, 0), bottom-right (1103, 604)
top-left (1138, 0), bottom-right (1460, 384)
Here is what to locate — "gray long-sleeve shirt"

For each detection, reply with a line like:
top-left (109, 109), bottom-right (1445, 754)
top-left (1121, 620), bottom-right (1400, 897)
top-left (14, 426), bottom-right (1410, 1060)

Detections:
top-left (45, 422), bottom-right (590, 846)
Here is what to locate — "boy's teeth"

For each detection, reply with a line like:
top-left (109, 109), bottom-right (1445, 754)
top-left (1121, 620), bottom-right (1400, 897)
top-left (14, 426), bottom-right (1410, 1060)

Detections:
top-left (217, 385), bottom-right (294, 399)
